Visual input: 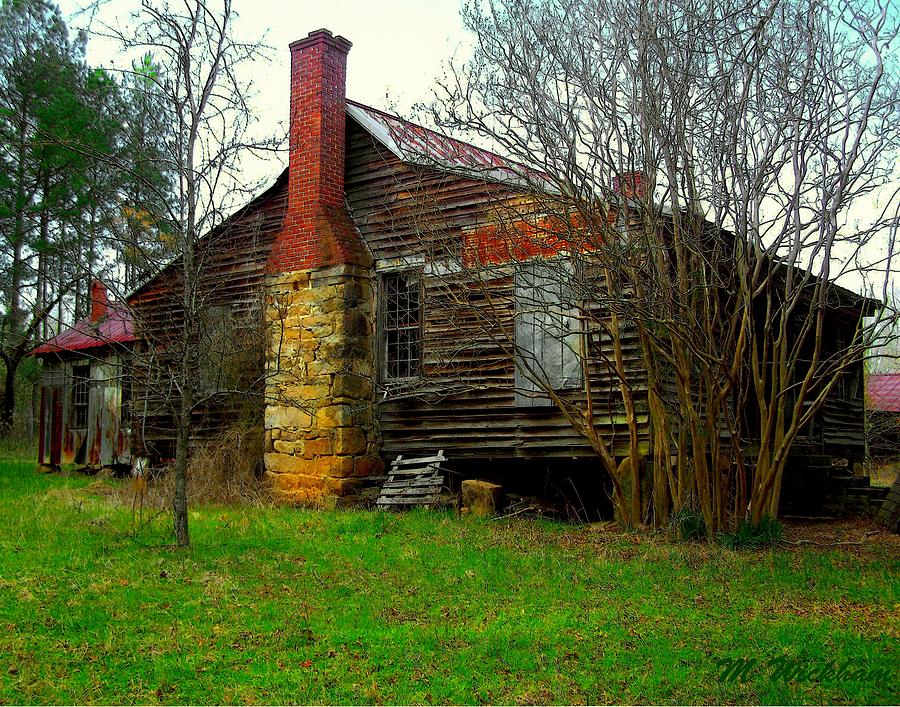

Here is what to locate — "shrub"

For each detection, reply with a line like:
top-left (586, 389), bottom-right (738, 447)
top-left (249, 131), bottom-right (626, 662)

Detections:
top-left (717, 516), bottom-right (784, 550)
top-left (113, 421), bottom-right (271, 509)
top-left (672, 508), bottom-right (707, 541)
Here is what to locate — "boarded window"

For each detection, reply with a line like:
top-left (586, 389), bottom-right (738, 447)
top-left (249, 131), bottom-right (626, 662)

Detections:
top-left (381, 271), bottom-right (422, 380)
top-left (198, 304), bottom-right (233, 394)
top-left (514, 260), bottom-right (582, 407)
top-left (72, 365), bottom-right (90, 428)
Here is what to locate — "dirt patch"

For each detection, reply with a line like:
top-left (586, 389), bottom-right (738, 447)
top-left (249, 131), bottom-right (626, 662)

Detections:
top-left (749, 595), bottom-right (899, 636)
top-left (780, 517), bottom-right (900, 553)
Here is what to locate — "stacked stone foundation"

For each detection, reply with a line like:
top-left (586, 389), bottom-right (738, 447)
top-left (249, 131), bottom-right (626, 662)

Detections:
top-left (264, 264), bottom-right (383, 505)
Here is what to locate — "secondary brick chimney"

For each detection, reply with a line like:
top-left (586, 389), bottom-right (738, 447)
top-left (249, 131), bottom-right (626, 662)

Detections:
top-left (264, 29), bottom-right (381, 506)
top-left (267, 28), bottom-right (369, 272)
top-left (89, 280), bottom-right (108, 323)
top-left (613, 170), bottom-right (648, 202)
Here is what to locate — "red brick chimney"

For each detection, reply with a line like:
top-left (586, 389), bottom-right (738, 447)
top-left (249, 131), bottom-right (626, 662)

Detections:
top-left (268, 29), bottom-right (369, 273)
top-left (89, 280), bottom-right (108, 323)
top-left (613, 170), bottom-right (648, 201)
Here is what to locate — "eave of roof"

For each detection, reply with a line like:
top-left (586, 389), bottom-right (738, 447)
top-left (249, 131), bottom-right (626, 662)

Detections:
top-left (30, 301), bottom-right (135, 357)
top-left (346, 100), bottom-right (552, 191)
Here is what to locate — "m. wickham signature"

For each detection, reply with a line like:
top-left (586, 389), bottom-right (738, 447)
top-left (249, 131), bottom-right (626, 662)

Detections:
top-left (715, 656), bottom-right (893, 684)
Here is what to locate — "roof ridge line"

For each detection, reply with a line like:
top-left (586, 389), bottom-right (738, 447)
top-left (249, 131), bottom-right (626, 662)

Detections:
top-left (345, 99), bottom-right (548, 189)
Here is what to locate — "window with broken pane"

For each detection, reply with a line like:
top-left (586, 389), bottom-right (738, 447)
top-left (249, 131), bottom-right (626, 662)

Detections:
top-left (381, 271), bottom-right (422, 380)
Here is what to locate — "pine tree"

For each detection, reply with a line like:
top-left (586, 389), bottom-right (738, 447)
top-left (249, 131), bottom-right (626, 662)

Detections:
top-left (0, 0), bottom-right (127, 429)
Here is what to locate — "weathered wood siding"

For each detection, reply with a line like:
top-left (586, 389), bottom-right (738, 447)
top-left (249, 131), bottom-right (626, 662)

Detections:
top-left (129, 175), bottom-right (286, 462)
top-left (344, 122), bottom-right (648, 459)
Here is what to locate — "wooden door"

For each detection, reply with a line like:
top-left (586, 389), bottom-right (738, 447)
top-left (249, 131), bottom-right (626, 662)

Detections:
top-left (37, 388), bottom-right (46, 464)
top-left (49, 388), bottom-right (62, 466)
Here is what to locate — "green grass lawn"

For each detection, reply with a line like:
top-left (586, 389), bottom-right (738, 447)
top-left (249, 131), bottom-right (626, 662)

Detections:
top-left (0, 460), bottom-right (897, 705)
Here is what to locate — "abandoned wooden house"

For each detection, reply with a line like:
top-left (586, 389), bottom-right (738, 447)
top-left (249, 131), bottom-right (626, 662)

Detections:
top-left (31, 29), bottom-right (879, 516)
top-left (32, 281), bottom-right (135, 470)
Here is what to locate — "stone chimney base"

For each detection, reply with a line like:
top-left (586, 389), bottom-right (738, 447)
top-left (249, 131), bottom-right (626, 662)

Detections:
top-left (264, 264), bottom-right (382, 505)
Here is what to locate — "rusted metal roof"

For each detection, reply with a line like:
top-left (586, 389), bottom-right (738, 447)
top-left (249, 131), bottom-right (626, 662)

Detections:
top-left (867, 374), bottom-right (900, 412)
top-left (31, 301), bottom-right (135, 356)
top-left (346, 100), bottom-right (547, 188)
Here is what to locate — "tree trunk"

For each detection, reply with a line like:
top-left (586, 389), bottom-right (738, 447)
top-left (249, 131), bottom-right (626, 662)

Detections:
top-left (1, 355), bottom-right (19, 432)
top-left (38, 184), bottom-right (49, 340)
top-left (57, 232), bottom-right (65, 335)
top-left (173, 383), bottom-right (191, 546)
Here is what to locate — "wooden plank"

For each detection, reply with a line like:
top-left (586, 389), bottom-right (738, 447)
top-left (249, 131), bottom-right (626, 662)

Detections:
top-left (385, 473), bottom-right (440, 481)
top-left (376, 495), bottom-right (441, 506)
top-left (379, 486), bottom-right (443, 497)
top-left (380, 481), bottom-right (443, 493)
top-left (385, 467), bottom-right (442, 477)
top-left (381, 478), bottom-right (442, 489)
top-left (382, 478), bottom-right (443, 490)
top-left (390, 454), bottom-right (446, 467)
top-left (379, 492), bottom-right (442, 501)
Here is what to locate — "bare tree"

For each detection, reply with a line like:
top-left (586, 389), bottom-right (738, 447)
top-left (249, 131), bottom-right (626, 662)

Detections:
top-left (418, 0), bottom-right (900, 532)
top-left (108, 0), bottom-right (277, 546)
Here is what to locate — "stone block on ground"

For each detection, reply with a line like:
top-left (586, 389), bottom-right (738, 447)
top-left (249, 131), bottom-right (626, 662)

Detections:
top-left (461, 479), bottom-right (504, 517)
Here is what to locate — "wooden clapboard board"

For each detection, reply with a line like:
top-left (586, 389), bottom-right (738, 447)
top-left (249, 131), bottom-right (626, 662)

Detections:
top-left (376, 450), bottom-right (446, 508)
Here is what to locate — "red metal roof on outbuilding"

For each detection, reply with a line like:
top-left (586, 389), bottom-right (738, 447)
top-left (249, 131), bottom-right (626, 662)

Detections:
top-left (31, 301), bottom-right (135, 356)
top-left (867, 374), bottom-right (900, 412)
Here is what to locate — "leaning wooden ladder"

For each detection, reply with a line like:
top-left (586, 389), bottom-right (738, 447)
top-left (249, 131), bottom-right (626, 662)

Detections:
top-left (375, 450), bottom-right (447, 509)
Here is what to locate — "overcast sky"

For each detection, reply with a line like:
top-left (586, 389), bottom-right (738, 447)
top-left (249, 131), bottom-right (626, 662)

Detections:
top-left (55, 0), bottom-right (474, 226)
top-left (59, 0), bottom-right (469, 129)
top-left (55, 0), bottom-right (898, 303)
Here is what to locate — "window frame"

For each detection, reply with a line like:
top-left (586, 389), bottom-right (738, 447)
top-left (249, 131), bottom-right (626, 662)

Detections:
top-left (378, 269), bottom-right (424, 382)
top-left (71, 364), bottom-right (91, 429)
top-left (198, 303), bottom-right (233, 395)
top-left (513, 258), bottom-right (584, 407)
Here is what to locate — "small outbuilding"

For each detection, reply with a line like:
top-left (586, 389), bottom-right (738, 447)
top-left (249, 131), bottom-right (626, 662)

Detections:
top-left (866, 374), bottom-right (900, 532)
top-left (867, 373), bottom-right (900, 413)
top-left (867, 373), bottom-right (900, 456)
top-left (31, 281), bottom-right (136, 471)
